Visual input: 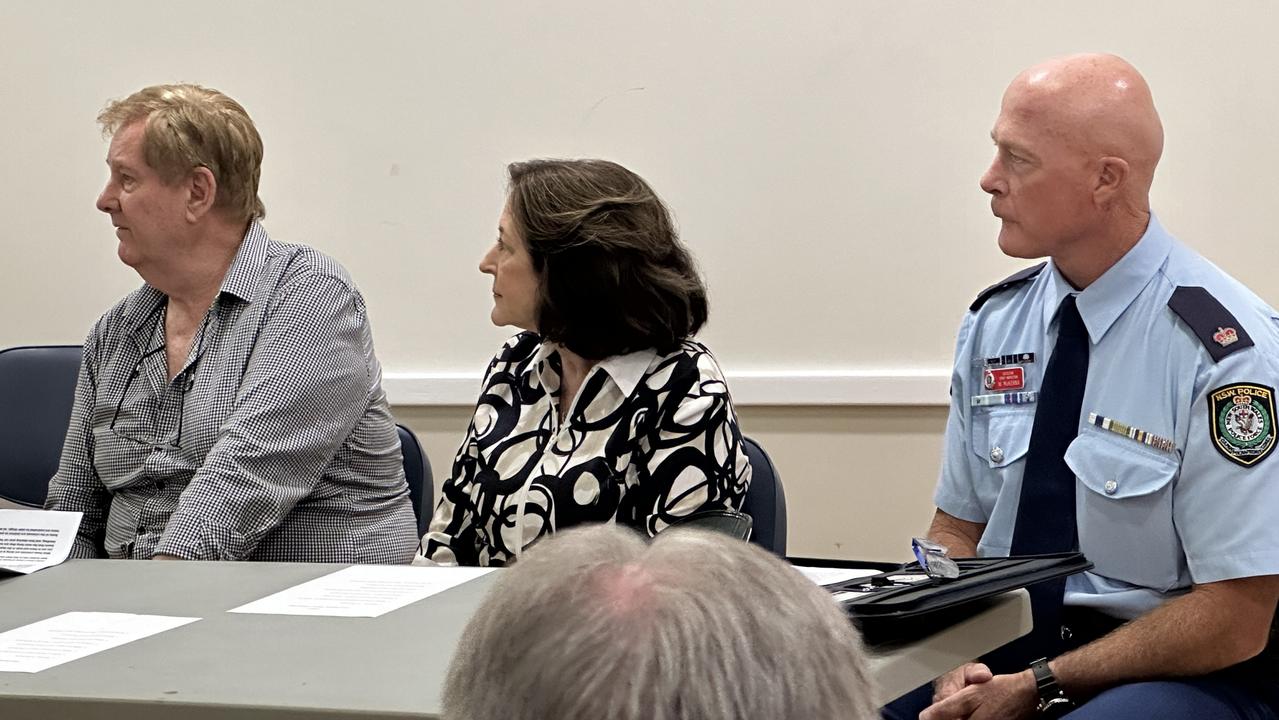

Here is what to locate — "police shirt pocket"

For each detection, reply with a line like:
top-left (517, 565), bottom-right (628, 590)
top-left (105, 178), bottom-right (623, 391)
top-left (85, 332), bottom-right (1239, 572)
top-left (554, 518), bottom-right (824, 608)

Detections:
top-left (1065, 430), bottom-right (1180, 590)
top-left (971, 407), bottom-right (1034, 468)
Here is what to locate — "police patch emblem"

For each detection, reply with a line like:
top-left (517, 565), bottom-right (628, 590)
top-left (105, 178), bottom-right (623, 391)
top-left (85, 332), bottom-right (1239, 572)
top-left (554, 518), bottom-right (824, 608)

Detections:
top-left (1209, 383), bottom-right (1276, 467)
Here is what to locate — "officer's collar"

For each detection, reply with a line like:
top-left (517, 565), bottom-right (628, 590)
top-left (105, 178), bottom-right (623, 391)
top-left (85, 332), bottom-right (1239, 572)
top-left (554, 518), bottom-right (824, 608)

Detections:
top-left (1043, 213), bottom-right (1173, 343)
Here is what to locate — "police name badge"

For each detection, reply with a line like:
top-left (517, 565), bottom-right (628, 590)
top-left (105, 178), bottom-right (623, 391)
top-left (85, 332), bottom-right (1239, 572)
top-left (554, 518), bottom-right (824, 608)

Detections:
top-left (1209, 383), bottom-right (1277, 467)
top-left (983, 367), bottom-right (1025, 391)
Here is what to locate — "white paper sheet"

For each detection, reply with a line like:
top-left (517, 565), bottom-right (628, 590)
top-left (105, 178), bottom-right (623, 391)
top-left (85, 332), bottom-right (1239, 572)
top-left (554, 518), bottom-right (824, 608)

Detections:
top-left (793, 565), bottom-right (882, 587)
top-left (0, 509), bottom-right (83, 575)
top-left (0, 612), bottom-right (199, 673)
top-left (228, 564), bottom-right (496, 617)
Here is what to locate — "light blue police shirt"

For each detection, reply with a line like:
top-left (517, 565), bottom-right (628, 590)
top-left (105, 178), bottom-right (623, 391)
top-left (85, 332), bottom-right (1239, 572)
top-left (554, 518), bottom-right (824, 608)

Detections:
top-left (935, 214), bottom-right (1279, 619)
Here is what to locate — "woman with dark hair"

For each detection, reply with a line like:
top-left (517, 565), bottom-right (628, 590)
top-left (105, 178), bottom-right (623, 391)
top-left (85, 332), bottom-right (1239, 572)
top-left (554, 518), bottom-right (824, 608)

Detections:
top-left (421, 159), bottom-right (751, 566)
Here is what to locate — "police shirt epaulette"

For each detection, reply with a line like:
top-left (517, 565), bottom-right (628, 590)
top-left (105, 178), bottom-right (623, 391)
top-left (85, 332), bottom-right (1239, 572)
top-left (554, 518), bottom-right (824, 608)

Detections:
top-left (1167, 286), bottom-right (1254, 363)
top-left (969, 262), bottom-right (1047, 311)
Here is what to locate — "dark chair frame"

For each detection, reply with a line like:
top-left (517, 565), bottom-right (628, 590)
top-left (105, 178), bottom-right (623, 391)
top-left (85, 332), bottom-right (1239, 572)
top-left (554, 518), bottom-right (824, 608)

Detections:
top-left (0, 345), bottom-right (82, 507)
top-left (396, 423), bottom-right (433, 536)
top-left (740, 435), bottom-right (788, 555)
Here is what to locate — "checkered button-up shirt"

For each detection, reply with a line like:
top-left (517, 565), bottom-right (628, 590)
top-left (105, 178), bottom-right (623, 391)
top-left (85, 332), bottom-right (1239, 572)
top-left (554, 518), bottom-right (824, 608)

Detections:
top-left (45, 222), bottom-right (418, 563)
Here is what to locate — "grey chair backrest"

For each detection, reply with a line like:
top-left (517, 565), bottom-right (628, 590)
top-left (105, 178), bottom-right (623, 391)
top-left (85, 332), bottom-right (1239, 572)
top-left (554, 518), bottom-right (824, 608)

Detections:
top-left (741, 436), bottom-right (788, 555)
top-left (0, 345), bottom-right (82, 507)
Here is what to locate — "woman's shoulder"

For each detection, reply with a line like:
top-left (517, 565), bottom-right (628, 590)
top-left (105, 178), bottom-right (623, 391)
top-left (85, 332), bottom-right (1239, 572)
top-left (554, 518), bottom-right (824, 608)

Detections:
top-left (490, 331), bottom-right (543, 363)
top-left (653, 338), bottom-right (716, 359)
top-left (648, 339), bottom-right (729, 385)
top-left (476, 331), bottom-right (545, 386)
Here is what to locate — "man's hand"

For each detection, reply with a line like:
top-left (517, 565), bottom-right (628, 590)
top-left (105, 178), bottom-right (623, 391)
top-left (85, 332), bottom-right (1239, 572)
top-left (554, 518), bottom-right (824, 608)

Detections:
top-left (152, 553), bottom-right (183, 561)
top-left (933, 662), bottom-right (993, 703)
top-left (921, 669), bottom-right (1037, 720)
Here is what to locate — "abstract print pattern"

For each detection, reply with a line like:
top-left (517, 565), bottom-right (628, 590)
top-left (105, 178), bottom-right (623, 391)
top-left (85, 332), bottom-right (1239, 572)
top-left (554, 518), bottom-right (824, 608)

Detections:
top-left (424, 333), bottom-right (750, 566)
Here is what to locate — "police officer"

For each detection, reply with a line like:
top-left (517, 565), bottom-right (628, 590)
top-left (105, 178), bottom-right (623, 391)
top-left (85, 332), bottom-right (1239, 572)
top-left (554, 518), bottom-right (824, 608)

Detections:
top-left (919, 54), bottom-right (1279, 720)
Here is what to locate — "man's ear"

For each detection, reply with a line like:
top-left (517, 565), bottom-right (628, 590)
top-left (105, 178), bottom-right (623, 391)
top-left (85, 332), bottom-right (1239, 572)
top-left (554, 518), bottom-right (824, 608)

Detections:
top-left (185, 166), bottom-right (218, 222)
top-left (1093, 156), bottom-right (1129, 206)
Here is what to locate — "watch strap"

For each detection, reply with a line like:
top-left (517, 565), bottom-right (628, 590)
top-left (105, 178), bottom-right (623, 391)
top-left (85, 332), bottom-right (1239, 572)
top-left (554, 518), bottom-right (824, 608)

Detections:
top-left (1030, 657), bottom-right (1073, 716)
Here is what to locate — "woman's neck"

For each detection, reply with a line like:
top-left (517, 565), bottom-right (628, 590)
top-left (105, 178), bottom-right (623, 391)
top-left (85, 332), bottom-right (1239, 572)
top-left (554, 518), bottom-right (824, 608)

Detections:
top-left (557, 346), bottom-right (597, 422)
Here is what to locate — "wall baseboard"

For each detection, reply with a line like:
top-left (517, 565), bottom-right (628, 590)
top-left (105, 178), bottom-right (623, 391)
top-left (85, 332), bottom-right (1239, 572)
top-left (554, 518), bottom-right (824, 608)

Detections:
top-left (382, 369), bottom-right (951, 407)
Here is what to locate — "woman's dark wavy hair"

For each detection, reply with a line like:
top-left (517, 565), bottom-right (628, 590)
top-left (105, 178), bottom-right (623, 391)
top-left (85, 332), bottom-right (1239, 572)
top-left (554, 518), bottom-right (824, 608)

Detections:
top-left (506, 159), bottom-right (709, 360)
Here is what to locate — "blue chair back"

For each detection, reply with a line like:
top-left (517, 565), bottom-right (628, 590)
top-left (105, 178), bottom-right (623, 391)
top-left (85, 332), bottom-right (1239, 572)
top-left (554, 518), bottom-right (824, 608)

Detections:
top-left (0, 345), bottom-right (82, 507)
top-left (396, 424), bottom-right (433, 536)
top-left (741, 436), bottom-right (787, 555)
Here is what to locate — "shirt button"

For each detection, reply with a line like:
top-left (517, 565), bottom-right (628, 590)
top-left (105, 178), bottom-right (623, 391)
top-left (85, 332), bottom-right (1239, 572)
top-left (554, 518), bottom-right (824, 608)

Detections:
top-left (1104, 480), bottom-right (1118, 495)
top-left (989, 446), bottom-right (1004, 463)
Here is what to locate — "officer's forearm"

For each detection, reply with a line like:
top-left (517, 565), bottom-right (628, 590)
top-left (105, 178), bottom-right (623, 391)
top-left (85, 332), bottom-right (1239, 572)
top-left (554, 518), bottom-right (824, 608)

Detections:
top-left (1050, 574), bottom-right (1279, 699)
top-left (926, 509), bottom-right (983, 557)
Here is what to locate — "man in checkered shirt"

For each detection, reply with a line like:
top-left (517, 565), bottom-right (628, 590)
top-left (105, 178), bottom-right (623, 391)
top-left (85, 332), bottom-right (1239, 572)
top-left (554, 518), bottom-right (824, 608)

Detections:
top-left (44, 84), bottom-right (418, 563)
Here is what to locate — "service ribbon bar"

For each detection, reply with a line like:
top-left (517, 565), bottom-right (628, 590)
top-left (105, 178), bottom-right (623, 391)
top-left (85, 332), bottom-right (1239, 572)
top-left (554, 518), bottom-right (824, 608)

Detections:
top-left (970, 391), bottom-right (1038, 407)
top-left (1088, 412), bottom-right (1177, 452)
top-left (983, 352), bottom-right (1036, 367)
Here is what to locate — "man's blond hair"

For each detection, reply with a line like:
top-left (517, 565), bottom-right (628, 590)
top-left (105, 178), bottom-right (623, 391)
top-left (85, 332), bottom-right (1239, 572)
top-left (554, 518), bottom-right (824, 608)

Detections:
top-left (99, 83), bottom-right (265, 222)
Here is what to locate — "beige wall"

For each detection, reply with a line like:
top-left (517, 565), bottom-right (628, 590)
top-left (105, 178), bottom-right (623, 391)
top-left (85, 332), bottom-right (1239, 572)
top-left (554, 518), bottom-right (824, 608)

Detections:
top-left (393, 404), bottom-right (945, 563)
top-left (6, 3), bottom-right (1279, 566)
top-left (5, 3), bottom-right (1279, 386)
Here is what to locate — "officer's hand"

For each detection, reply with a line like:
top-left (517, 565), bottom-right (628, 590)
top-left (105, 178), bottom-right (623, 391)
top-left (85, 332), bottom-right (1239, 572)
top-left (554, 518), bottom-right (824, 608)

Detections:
top-left (922, 669), bottom-right (1036, 720)
top-left (932, 662), bottom-right (993, 703)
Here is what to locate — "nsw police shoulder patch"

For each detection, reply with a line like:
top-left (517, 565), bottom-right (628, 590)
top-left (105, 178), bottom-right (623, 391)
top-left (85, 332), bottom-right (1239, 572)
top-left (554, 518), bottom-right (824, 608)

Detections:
top-left (1209, 383), bottom-right (1277, 467)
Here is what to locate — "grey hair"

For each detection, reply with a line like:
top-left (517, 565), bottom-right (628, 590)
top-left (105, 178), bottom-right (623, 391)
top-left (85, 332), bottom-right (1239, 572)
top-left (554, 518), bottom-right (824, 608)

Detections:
top-left (442, 524), bottom-right (877, 720)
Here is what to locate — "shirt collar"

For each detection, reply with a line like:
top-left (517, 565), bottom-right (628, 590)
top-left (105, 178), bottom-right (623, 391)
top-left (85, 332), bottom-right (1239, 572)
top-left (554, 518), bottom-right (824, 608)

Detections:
top-left (1042, 213), bottom-right (1173, 342)
top-left (529, 338), bottom-right (557, 366)
top-left (217, 221), bottom-right (270, 303)
top-left (122, 287), bottom-right (167, 349)
top-left (528, 341), bottom-right (658, 398)
top-left (595, 347), bottom-right (659, 398)
top-left (120, 221), bottom-right (267, 345)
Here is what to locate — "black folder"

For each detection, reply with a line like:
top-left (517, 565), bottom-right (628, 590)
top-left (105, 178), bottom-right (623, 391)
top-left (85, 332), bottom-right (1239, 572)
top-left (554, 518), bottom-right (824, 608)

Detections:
top-left (789, 553), bottom-right (1093, 645)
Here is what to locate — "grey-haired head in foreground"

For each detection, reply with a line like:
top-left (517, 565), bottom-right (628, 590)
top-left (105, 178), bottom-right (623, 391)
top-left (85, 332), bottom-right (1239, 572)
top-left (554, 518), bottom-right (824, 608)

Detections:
top-left (442, 523), bottom-right (877, 720)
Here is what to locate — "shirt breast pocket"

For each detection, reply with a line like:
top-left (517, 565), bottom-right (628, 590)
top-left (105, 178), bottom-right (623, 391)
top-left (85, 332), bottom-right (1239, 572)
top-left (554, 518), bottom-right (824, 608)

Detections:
top-left (971, 407), bottom-right (1035, 469)
top-left (1065, 430), bottom-right (1181, 591)
top-left (970, 407), bottom-right (1034, 556)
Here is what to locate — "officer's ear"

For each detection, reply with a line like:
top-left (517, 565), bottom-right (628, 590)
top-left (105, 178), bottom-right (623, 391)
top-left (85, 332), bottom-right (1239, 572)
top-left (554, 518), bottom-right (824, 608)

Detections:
top-left (1092, 156), bottom-right (1129, 207)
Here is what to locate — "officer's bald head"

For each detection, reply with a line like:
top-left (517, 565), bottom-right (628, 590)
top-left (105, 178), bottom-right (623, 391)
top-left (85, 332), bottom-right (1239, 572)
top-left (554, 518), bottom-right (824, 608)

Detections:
top-left (983, 54), bottom-right (1164, 285)
top-left (1005, 53), bottom-right (1164, 200)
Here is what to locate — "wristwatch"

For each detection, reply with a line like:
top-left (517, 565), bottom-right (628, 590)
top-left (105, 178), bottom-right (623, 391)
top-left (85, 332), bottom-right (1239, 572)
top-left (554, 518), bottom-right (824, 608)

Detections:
top-left (1029, 658), bottom-right (1074, 717)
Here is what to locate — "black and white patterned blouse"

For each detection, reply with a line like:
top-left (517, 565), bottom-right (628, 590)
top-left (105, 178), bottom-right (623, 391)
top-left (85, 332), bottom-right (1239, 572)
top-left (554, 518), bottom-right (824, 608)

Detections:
top-left (45, 222), bottom-right (418, 563)
top-left (423, 332), bottom-right (751, 566)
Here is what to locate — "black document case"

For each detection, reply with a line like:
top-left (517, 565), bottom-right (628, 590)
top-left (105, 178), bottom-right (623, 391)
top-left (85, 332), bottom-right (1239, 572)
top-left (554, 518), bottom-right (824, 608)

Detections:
top-left (790, 553), bottom-right (1093, 645)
